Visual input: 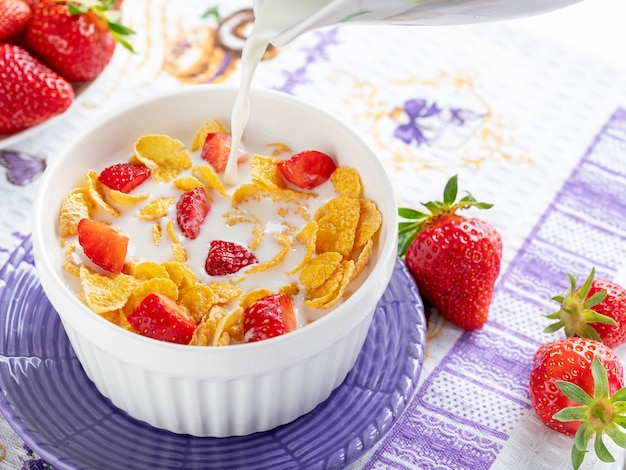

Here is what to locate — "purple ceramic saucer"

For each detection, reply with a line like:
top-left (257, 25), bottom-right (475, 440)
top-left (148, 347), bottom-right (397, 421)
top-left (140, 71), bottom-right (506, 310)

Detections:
top-left (0, 236), bottom-right (426, 470)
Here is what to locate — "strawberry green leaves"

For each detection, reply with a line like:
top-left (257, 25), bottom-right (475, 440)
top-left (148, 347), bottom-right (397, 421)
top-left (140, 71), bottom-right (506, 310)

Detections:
top-left (545, 267), bottom-right (626, 348)
top-left (554, 357), bottom-right (626, 470)
top-left (67, 0), bottom-right (134, 52)
top-left (545, 268), bottom-right (616, 343)
top-left (398, 174), bottom-right (492, 256)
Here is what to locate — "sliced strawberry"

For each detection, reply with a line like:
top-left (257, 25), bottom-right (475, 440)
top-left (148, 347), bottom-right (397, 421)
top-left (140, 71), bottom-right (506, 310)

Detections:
top-left (98, 163), bottom-right (151, 193)
top-left (200, 132), bottom-right (248, 173)
top-left (243, 293), bottom-right (296, 343)
top-left (127, 293), bottom-right (196, 344)
top-left (77, 218), bottom-right (128, 273)
top-left (205, 240), bottom-right (258, 276)
top-left (0, 0), bottom-right (31, 42)
top-left (176, 186), bottom-right (211, 240)
top-left (277, 150), bottom-right (337, 190)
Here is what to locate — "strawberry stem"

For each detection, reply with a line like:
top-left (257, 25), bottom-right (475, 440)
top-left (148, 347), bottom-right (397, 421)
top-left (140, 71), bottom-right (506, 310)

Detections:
top-left (397, 174), bottom-right (493, 257)
top-left (554, 357), bottom-right (626, 470)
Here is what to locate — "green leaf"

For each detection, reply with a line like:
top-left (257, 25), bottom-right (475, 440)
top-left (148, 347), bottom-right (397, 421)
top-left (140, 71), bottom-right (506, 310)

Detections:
top-left (594, 432), bottom-right (615, 463)
top-left (554, 406), bottom-right (587, 422)
top-left (543, 321), bottom-right (564, 334)
top-left (584, 290), bottom-right (608, 309)
top-left (201, 6), bottom-right (220, 20)
top-left (577, 268), bottom-right (595, 299)
top-left (605, 424), bottom-right (626, 447)
top-left (610, 388), bottom-right (626, 403)
top-left (571, 445), bottom-right (585, 470)
top-left (578, 323), bottom-right (602, 342)
top-left (557, 380), bottom-right (594, 406)
top-left (442, 175), bottom-right (458, 205)
top-left (422, 201), bottom-right (441, 213)
top-left (575, 421), bottom-right (594, 451)
top-left (398, 233), bottom-right (413, 258)
top-left (591, 357), bottom-right (609, 400)
top-left (398, 207), bottom-right (425, 219)
top-left (398, 221), bottom-right (420, 234)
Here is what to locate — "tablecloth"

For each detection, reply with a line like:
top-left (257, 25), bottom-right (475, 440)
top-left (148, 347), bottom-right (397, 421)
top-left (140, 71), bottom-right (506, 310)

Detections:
top-left (1, 0), bottom-right (626, 468)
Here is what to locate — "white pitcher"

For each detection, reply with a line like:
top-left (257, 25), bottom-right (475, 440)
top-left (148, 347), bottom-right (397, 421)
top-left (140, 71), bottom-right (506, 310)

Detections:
top-left (254, 0), bottom-right (584, 47)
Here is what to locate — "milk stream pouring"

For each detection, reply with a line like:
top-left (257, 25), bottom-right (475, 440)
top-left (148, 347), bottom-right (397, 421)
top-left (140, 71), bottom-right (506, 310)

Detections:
top-left (225, 0), bottom-right (583, 184)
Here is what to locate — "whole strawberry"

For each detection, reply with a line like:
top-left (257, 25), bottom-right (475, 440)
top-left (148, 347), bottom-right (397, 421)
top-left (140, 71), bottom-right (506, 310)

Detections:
top-left (25, 0), bottom-right (133, 82)
top-left (398, 175), bottom-right (502, 330)
top-left (0, 0), bottom-right (31, 42)
top-left (529, 337), bottom-right (626, 469)
top-left (545, 268), bottom-right (626, 348)
top-left (0, 44), bottom-right (74, 134)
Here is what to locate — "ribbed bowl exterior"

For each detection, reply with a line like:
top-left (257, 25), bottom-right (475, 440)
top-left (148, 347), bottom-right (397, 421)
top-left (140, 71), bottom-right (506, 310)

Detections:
top-left (61, 310), bottom-right (372, 436)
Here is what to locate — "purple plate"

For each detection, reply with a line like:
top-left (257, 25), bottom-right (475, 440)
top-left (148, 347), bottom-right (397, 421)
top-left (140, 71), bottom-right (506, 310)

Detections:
top-left (0, 236), bottom-right (426, 470)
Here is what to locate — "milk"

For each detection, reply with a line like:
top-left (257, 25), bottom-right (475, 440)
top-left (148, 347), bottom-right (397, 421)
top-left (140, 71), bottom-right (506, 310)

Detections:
top-left (225, 0), bottom-right (334, 186)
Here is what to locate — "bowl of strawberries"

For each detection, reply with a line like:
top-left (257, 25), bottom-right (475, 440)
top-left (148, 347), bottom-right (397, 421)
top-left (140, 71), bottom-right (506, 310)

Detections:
top-left (31, 84), bottom-right (398, 437)
top-left (0, 0), bottom-right (132, 147)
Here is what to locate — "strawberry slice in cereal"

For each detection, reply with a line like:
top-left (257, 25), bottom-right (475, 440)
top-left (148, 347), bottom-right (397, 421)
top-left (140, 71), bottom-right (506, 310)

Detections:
top-left (128, 293), bottom-right (196, 344)
top-left (201, 133), bottom-right (248, 173)
top-left (77, 218), bottom-right (128, 274)
top-left (98, 163), bottom-right (152, 193)
top-left (243, 293), bottom-right (296, 343)
top-left (277, 150), bottom-right (337, 189)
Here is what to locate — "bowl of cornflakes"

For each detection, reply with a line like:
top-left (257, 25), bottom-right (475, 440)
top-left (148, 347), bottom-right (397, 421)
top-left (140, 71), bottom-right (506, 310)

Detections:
top-left (31, 85), bottom-right (398, 437)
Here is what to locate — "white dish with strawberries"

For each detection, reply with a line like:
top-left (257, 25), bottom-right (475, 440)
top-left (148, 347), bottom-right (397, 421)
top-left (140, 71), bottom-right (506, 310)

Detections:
top-left (31, 85), bottom-right (398, 437)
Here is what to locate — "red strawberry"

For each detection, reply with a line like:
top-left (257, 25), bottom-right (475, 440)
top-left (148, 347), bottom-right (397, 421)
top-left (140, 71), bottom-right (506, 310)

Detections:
top-left (545, 268), bottom-right (626, 348)
top-left (200, 132), bottom-right (248, 173)
top-left (0, 44), bottom-right (74, 134)
top-left (277, 150), bottom-right (337, 190)
top-left (529, 337), bottom-right (626, 469)
top-left (25, 0), bottom-right (133, 82)
top-left (243, 293), bottom-right (296, 343)
top-left (98, 163), bottom-right (151, 193)
top-left (0, 0), bottom-right (31, 42)
top-left (127, 293), bottom-right (196, 344)
top-left (77, 218), bottom-right (128, 273)
top-left (399, 175), bottom-right (502, 330)
top-left (205, 240), bottom-right (258, 276)
top-left (176, 186), bottom-right (211, 240)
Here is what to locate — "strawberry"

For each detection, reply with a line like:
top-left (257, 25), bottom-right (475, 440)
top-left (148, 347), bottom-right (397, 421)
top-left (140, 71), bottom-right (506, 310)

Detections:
top-left (0, 44), bottom-right (74, 134)
top-left (200, 132), bottom-right (248, 173)
top-left (77, 218), bottom-right (128, 273)
top-left (0, 0), bottom-right (31, 42)
top-left (205, 240), bottom-right (258, 276)
top-left (243, 293), bottom-right (296, 343)
top-left (176, 186), bottom-right (211, 240)
top-left (25, 0), bottom-right (133, 82)
top-left (98, 163), bottom-right (151, 193)
top-left (127, 293), bottom-right (196, 345)
top-left (545, 267), bottom-right (626, 348)
top-left (398, 175), bottom-right (502, 330)
top-left (529, 337), bottom-right (626, 469)
top-left (277, 150), bottom-right (337, 190)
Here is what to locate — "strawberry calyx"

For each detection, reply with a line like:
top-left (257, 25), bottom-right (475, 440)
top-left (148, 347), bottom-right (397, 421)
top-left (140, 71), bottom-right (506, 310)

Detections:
top-left (554, 356), bottom-right (626, 470)
top-left (398, 174), bottom-right (493, 256)
top-left (544, 267), bottom-right (616, 342)
top-left (67, 0), bottom-right (134, 51)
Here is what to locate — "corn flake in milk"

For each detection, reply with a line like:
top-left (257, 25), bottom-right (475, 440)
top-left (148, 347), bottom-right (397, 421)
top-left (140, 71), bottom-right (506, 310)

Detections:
top-left (58, 120), bottom-right (382, 346)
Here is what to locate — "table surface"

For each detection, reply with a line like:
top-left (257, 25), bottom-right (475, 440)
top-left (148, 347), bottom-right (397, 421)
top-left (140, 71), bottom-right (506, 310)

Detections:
top-left (1, 0), bottom-right (626, 469)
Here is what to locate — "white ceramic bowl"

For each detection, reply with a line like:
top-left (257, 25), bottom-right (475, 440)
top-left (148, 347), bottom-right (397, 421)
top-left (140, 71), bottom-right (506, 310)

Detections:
top-left (32, 85), bottom-right (397, 437)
